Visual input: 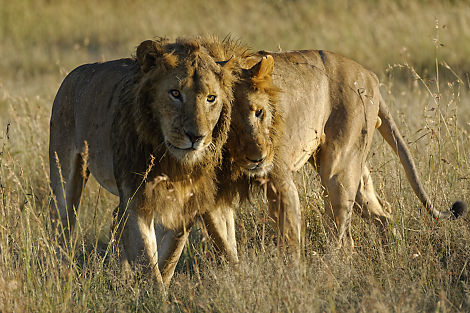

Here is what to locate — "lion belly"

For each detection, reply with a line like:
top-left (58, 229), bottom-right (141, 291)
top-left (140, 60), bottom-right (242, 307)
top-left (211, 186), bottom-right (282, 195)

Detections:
top-left (70, 59), bottom-right (138, 195)
top-left (280, 105), bottom-right (327, 172)
top-left (271, 52), bottom-right (331, 172)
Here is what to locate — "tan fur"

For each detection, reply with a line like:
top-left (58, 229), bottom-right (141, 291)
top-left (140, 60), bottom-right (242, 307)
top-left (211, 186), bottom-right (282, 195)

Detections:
top-left (206, 49), bottom-right (464, 256)
top-left (49, 37), bottom-right (238, 285)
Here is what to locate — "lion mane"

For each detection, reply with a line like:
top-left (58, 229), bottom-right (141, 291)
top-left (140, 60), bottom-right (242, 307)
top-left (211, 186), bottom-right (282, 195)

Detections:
top-left (216, 51), bottom-right (284, 204)
top-left (111, 37), bottom-right (239, 229)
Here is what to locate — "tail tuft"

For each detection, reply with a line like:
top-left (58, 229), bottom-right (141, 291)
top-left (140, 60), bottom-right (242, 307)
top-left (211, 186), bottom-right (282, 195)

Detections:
top-left (451, 201), bottom-right (467, 219)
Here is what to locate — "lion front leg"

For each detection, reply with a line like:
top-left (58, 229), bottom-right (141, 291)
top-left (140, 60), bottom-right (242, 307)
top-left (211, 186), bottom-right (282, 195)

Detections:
top-left (201, 205), bottom-right (239, 263)
top-left (156, 222), bottom-right (191, 287)
top-left (118, 199), bottom-right (164, 285)
top-left (267, 173), bottom-right (302, 257)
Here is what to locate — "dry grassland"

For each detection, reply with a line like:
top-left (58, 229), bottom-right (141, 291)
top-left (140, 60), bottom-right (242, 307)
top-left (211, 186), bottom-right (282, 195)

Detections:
top-left (0, 0), bottom-right (469, 312)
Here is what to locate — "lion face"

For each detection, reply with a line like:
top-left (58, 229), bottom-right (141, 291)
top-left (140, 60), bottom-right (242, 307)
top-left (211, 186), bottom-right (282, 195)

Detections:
top-left (227, 55), bottom-right (280, 176)
top-left (136, 39), bottom-right (235, 165)
top-left (153, 67), bottom-right (226, 164)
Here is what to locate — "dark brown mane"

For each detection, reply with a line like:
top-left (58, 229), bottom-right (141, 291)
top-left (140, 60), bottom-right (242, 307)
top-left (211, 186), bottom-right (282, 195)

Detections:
top-left (112, 37), bottom-right (238, 229)
top-left (131, 37), bottom-right (236, 169)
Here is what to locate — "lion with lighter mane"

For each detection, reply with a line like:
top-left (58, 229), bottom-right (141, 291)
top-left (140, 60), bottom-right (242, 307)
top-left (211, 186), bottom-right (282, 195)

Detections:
top-left (199, 49), bottom-right (467, 260)
top-left (49, 37), bottom-right (237, 285)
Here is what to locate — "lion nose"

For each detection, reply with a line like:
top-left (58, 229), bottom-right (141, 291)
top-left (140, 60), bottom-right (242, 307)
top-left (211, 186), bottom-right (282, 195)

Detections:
top-left (185, 131), bottom-right (205, 144)
top-left (246, 156), bottom-right (265, 164)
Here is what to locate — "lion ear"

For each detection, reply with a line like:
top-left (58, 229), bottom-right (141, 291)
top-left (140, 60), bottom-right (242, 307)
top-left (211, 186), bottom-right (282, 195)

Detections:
top-left (250, 55), bottom-right (274, 79)
top-left (136, 40), bottom-right (160, 73)
top-left (217, 56), bottom-right (236, 71)
top-left (136, 40), bottom-right (178, 73)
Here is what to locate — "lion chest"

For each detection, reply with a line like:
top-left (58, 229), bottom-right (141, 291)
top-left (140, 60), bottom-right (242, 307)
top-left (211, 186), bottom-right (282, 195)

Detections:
top-left (143, 175), bottom-right (195, 208)
top-left (141, 171), bottom-right (215, 229)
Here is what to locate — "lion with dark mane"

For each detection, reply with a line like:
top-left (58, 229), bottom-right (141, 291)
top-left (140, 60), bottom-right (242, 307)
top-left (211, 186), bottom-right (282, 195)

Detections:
top-left (49, 37), bottom-right (238, 285)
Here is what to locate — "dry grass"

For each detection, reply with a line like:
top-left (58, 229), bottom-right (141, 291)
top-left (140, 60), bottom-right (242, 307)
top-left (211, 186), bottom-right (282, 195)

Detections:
top-left (1, 0), bottom-right (470, 312)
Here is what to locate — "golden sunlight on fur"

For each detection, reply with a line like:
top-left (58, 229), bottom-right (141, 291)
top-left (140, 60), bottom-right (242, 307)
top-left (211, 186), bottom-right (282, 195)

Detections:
top-left (203, 49), bottom-right (466, 259)
top-left (49, 36), bottom-right (239, 285)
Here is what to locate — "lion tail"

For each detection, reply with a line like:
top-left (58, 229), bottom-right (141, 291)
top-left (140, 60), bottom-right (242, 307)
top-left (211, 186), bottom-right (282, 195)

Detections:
top-left (377, 95), bottom-right (466, 219)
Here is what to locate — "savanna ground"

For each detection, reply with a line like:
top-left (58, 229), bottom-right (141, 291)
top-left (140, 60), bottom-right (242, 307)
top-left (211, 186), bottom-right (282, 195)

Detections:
top-left (1, 0), bottom-right (470, 312)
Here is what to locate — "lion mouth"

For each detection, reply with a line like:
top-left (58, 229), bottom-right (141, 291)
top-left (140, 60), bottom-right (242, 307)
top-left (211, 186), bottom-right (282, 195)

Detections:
top-left (166, 141), bottom-right (206, 152)
top-left (166, 141), bottom-right (192, 152)
top-left (242, 161), bottom-right (271, 176)
top-left (166, 140), bottom-right (206, 162)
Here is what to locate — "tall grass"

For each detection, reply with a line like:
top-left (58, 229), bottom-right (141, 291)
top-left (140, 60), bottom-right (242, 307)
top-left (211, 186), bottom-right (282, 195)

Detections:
top-left (2, 0), bottom-right (470, 81)
top-left (1, 0), bottom-right (469, 311)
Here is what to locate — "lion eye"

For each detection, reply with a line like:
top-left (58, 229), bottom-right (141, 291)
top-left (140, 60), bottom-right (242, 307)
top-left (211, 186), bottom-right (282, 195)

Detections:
top-left (169, 89), bottom-right (181, 99)
top-left (207, 95), bottom-right (217, 103)
top-left (255, 109), bottom-right (264, 119)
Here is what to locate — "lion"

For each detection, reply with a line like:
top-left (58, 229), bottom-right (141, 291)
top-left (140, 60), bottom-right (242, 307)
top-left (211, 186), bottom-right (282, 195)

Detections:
top-left (49, 37), bottom-right (238, 285)
top-left (202, 49), bottom-right (467, 257)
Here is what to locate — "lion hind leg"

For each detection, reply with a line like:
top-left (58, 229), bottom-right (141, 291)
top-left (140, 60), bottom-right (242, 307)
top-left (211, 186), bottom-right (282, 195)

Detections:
top-left (321, 176), bottom-right (356, 249)
top-left (50, 150), bottom-right (89, 245)
top-left (355, 165), bottom-right (391, 225)
top-left (318, 151), bottom-right (363, 249)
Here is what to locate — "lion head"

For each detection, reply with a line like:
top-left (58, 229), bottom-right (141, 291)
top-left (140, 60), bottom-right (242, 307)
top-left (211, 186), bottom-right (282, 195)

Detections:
top-left (110, 37), bottom-right (242, 229)
top-left (226, 54), bottom-right (282, 178)
top-left (132, 38), bottom-right (236, 168)
top-left (197, 36), bottom-right (282, 178)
